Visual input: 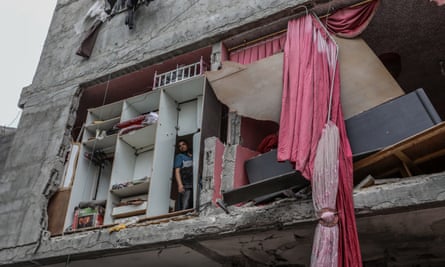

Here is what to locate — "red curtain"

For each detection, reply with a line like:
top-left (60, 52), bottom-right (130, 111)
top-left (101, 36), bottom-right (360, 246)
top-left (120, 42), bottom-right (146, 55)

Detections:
top-left (229, 33), bottom-right (286, 64)
top-left (228, 0), bottom-right (379, 63)
top-left (323, 0), bottom-right (380, 38)
top-left (278, 15), bottom-right (362, 267)
top-left (229, 0), bottom-right (379, 64)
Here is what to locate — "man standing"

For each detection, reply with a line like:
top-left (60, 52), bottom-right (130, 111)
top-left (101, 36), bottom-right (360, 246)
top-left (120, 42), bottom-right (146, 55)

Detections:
top-left (174, 140), bottom-right (193, 210)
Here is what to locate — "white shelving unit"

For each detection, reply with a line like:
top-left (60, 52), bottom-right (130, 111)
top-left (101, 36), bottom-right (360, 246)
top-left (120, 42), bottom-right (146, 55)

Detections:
top-left (83, 134), bottom-right (118, 150)
top-left (104, 89), bottom-right (163, 224)
top-left (110, 179), bottom-right (150, 198)
top-left (64, 73), bottom-right (223, 230)
top-left (63, 101), bottom-right (124, 230)
top-left (119, 124), bottom-right (157, 151)
top-left (111, 201), bottom-right (148, 219)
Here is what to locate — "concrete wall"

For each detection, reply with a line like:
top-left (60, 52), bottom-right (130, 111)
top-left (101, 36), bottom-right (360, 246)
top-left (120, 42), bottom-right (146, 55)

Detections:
top-left (0, 0), bottom-right (307, 258)
top-left (0, 86), bottom-right (80, 249)
top-left (0, 127), bottom-right (16, 174)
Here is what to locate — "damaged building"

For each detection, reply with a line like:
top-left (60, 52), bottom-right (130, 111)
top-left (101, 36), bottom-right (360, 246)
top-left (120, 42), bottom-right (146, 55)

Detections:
top-left (1, 0), bottom-right (445, 266)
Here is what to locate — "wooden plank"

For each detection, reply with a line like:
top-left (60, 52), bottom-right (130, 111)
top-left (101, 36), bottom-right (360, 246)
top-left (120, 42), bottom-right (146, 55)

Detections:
top-left (138, 208), bottom-right (195, 223)
top-left (48, 188), bottom-right (71, 236)
top-left (353, 122), bottom-right (445, 182)
top-left (399, 161), bottom-right (412, 177)
top-left (393, 151), bottom-right (422, 176)
top-left (414, 148), bottom-right (445, 165)
top-left (354, 122), bottom-right (445, 170)
top-left (377, 167), bottom-right (405, 178)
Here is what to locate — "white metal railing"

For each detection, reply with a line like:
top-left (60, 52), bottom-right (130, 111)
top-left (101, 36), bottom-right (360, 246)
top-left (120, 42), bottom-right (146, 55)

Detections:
top-left (153, 57), bottom-right (205, 89)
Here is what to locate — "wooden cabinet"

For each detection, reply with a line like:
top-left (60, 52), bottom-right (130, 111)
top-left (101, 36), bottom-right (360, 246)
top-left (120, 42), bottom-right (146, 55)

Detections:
top-left (63, 75), bottom-right (222, 230)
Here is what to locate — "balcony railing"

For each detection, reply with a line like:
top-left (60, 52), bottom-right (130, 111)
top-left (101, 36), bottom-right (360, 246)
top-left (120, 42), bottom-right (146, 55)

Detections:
top-left (153, 58), bottom-right (205, 89)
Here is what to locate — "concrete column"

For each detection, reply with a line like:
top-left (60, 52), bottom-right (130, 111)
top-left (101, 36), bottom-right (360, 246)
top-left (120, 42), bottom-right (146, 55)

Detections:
top-left (0, 85), bottom-right (80, 250)
top-left (227, 112), bottom-right (241, 145)
top-left (210, 42), bottom-right (222, 71)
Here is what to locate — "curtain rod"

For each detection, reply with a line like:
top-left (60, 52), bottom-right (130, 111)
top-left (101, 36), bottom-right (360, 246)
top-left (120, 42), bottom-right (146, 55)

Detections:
top-left (228, 29), bottom-right (288, 52)
top-left (227, 0), bottom-right (375, 52)
top-left (319, 0), bottom-right (374, 18)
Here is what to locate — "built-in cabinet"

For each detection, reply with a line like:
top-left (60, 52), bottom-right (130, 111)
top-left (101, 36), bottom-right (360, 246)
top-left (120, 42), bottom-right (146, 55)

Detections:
top-left (63, 76), bottom-right (222, 230)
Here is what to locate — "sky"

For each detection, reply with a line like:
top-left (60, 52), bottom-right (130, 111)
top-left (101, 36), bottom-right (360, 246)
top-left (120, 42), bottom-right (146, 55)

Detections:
top-left (0, 1), bottom-right (57, 128)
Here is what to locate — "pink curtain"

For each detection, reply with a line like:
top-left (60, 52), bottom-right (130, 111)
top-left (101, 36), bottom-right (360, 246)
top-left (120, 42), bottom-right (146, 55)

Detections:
top-left (323, 0), bottom-right (380, 38)
top-left (229, 33), bottom-right (286, 64)
top-left (278, 15), bottom-right (362, 267)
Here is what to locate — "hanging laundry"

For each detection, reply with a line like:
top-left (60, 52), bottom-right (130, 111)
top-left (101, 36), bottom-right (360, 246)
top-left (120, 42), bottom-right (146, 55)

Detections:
top-left (115, 112), bottom-right (159, 135)
top-left (75, 0), bottom-right (155, 57)
top-left (111, 0), bottom-right (126, 13)
top-left (105, 0), bottom-right (118, 14)
top-left (75, 0), bottom-right (110, 58)
top-left (125, 0), bottom-right (138, 29)
top-left (125, 0), bottom-right (155, 30)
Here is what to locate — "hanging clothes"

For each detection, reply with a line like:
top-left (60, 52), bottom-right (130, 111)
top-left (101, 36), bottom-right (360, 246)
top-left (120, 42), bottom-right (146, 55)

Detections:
top-left (125, 0), bottom-right (138, 29)
top-left (124, 0), bottom-right (155, 30)
top-left (76, 20), bottom-right (103, 58)
top-left (75, 0), bottom-right (110, 58)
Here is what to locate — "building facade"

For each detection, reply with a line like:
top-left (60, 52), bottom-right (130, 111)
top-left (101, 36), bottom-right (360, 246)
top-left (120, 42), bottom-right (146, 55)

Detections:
top-left (1, 0), bottom-right (445, 266)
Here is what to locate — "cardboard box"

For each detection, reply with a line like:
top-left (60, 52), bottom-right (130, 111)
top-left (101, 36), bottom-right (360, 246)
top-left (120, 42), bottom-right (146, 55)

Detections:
top-left (72, 207), bottom-right (104, 230)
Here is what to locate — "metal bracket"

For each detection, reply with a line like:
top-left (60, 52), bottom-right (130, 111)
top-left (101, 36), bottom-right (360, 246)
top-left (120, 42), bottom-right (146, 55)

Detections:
top-left (216, 199), bottom-right (230, 214)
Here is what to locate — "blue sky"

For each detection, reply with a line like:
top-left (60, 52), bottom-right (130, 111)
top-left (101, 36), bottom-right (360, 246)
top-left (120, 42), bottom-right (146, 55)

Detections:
top-left (0, 1), bottom-right (57, 127)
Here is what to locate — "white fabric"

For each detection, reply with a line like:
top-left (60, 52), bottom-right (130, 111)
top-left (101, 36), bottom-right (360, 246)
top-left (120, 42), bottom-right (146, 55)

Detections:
top-left (75, 0), bottom-right (109, 34)
top-left (311, 122), bottom-right (340, 267)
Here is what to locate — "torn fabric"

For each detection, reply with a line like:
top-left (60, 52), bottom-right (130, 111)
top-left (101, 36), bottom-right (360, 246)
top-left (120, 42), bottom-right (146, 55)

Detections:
top-left (323, 0), bottom-right (380, 38)
top-left (75, 0), bottom-right (110, 58)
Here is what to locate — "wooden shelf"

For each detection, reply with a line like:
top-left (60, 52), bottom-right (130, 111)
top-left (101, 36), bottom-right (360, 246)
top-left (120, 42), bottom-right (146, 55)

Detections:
top-left (85, 117), bottom-right (120, 133)
top-left (119, 123), bottom-right (157, 150)
top-left (83, 134), bottom-right (118, 150)
top-left (110, 179), bottom-right (150, 198)
top-left (163, 76), bottom-right (205, 103)
top-left (353, 122), bottom-right (445, 182)
top-left (111, 201), bottom-right (147, 218)
top-left (88, 101), bottom-right (123, 121)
